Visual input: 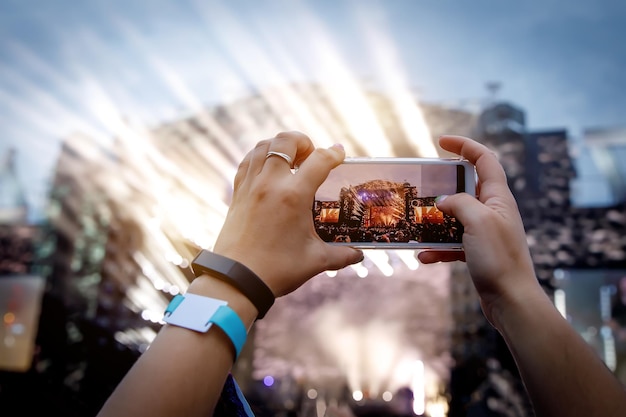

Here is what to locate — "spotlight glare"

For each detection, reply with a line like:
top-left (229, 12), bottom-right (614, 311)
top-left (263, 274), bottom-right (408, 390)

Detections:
top-left (350, 262), bottom-right (369, 278)
top-left (554, 289), bottom-right (566, 318)
top-left (365, 250), bottom-right (394, 276)
top-left (397, 250), bottom-right (420, 270)
top-left (352, 390), bottom-right (364, 401)
top-left (411, 360), bottom-right (425, 415)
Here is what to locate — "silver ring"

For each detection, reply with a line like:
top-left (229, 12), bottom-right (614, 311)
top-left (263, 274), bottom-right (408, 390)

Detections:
top-left (265, 151), bottom-right (293, 168)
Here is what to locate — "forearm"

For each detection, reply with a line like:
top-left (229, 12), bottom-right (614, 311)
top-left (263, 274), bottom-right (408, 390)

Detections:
top-left (494, 285), bottom-right (626, 417)
top-left (96, 274), bottom-right (258, 417)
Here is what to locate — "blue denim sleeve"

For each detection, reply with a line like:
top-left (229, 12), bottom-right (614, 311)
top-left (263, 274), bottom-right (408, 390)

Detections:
top-left (213, 373), bottom-right (255, 417)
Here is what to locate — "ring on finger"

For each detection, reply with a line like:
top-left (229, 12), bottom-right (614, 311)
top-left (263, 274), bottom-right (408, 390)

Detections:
top-left (266, 151), bottom-right (294, 168)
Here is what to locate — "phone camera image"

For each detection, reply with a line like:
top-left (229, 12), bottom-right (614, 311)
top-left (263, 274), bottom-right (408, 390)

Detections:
top-left (312, 158), bottom-right (475, 249)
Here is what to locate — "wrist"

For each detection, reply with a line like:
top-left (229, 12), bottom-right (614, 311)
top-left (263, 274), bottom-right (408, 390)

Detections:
top-left (163, 293), bottom-right (247, 359)
top-left (191, 250), bottom-right (275, 319)
top-left (489, 282), bottom-right (553, 334)
top-left (187, 274), bottom-right (258, 327)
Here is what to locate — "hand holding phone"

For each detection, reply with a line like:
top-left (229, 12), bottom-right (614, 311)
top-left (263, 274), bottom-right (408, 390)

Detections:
top-left (313, 157), bottom-right (477, 249)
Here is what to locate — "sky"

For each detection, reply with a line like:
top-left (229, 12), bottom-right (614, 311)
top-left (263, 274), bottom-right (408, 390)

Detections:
top-left (1, 0), bottom-right (626, 221)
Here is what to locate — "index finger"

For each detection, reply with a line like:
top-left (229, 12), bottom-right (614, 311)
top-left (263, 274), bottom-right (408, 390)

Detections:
top-left (439, 135), bottom-right (513, 203)
top-left (295, 144), bottom-right (346, 190)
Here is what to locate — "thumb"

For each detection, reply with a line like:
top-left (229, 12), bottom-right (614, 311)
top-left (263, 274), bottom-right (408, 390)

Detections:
top-left (435, 193), bottom-right (485, 228)
top-left (324, 246), bottom-right (364, 271)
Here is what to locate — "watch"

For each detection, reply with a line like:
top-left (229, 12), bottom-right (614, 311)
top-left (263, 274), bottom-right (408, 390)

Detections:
top-left (163, 293), bottom-right (247, 359)
top-left (191, 250), bottom-right (275, 319)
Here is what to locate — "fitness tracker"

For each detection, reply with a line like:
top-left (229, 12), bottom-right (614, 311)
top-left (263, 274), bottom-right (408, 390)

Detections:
top-left (163, 293), bottom-right (247, 358)
top-left (191, 250), bottom-right (275, 319)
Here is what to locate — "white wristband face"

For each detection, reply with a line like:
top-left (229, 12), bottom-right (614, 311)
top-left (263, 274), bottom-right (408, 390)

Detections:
top-left (164, 293), bottom-right (226, 332)
top-left (163, 293), bottom-right (248, 358)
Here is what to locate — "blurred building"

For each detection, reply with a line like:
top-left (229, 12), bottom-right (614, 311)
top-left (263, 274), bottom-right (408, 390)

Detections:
top-left (0, 148), bottom-right (58, 414)
top-left (0, 148), bottom-right (28, 225)
top-left (475, 102), bottom-right (626, 276)
top-left (571, 127), bottom-right (626, 208)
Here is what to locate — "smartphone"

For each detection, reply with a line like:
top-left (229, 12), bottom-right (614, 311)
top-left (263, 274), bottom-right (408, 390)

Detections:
top-left (312, 157), bottom-right (477, 249)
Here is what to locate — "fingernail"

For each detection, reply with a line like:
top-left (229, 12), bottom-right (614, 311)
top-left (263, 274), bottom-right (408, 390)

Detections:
top-left (435, 195), bottom-right (448, 203)
top-left (356, 250), bottom-right (364, 263)
top-left (330, 143), bottom-right (344, 150)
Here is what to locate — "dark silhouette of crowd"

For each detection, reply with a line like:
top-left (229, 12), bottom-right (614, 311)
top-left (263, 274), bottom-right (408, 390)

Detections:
top-left (315, 216), bottom-right (462, 245)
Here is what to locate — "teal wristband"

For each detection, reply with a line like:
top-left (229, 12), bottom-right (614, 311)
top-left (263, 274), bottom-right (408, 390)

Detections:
top-left (163, 293), bottom-right (247, 359)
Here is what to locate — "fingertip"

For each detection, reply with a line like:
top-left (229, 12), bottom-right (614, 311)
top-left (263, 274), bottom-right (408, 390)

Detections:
top-left (417, 250), bottom-right (436, 264)
top-left (438, 135), bottom-right (476, 157)
top-left (276, 130), bottom-right (311, 141)
top-left (434, 192), bottom-right (480, 225)
top-left (328, 143), bottom-right (346, 160)
top-left (341, 248), bottom-right (365, 266)
top-left (438, 135), bottom-right (469, 146)
top-left (434, 194), bottom-right (451, 214)
top-left (435, 194), bottom-right (448, 204)
top-left (418, 250), bottom-right (466, 264)
top-left (324, 247), bottom-right (364, 273)
top-left (439, 134), bottom-right (471, 140)
top-left (296, 143), bottom-right (347, 189)
top-left (317, 143), bottom-right (346, 169)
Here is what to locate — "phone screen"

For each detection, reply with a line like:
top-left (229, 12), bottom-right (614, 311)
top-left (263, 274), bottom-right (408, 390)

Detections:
top-left (312, 159), bottom-right (474, 249)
